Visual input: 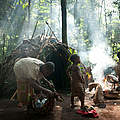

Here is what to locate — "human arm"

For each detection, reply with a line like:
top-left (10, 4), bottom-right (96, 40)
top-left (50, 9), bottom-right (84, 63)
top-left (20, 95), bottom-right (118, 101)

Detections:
top-left (30, 79), bottom-right (53, 97)
top-left (76, 66), bottom-right (85, 84)
top-left (66, 66), bottom-right (72, 80)
top-left (80, 61), bottom-right (87, 72)
top-left (42, 76), bottom-right (55, 89)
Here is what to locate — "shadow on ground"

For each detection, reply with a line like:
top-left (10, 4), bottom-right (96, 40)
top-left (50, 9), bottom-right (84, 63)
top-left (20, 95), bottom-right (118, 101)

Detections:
top-left (0, 93), bottom-right (120, 120)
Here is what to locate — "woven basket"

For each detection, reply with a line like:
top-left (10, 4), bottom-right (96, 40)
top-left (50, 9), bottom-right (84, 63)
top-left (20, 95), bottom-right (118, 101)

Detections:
top-left (27, 95), bottom-right (55, 115)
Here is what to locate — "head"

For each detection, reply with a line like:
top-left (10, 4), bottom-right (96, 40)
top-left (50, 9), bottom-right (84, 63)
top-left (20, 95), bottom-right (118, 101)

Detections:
top-left (88, 83), bottom-right (99, 91)
top-left (87, 66), bottom-right (92, 73)
top-left (40, 62), bottom-right (55, 77)
top-left (70, 54), bottom-right (80, 64)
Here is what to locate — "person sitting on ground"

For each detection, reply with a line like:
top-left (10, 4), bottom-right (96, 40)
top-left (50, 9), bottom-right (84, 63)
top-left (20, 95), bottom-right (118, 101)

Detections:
top-left (88, 82), bottom-right (105, 106)
top-left (66, 54), bottom-right (85, 109)
top-left (86, 66), bottom-right (94, 84)
top-left (14, 57), bottom-right (55, 107)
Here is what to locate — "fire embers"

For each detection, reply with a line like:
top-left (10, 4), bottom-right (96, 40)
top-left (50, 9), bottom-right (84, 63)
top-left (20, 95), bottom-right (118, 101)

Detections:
top-left (88, 83), bottom-right (106, 108)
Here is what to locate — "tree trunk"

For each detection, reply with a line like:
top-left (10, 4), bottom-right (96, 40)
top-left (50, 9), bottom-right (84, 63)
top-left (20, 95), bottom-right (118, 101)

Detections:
top-left (104, 0), bottom-right (107, 35)
top-left (2, 34), bottom-right (5, 59)
top-left (118, 6), bottom-right (120, 20)
top-left (50, 0), bottom-right (53, 28)
top-left (99, 0), bottom-right (104, 25)
top-left (28, 0), bottom-right (31, 39)
top-left (61, 0), bottom-right (67, 45)
top-left (74, 0), bottom-right (77, 23)
top-left (74, 0), bottom-right (79, 26)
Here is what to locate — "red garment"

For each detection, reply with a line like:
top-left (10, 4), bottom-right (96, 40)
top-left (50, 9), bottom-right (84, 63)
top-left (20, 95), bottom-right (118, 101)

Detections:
top-left (76, 109), bottom-right (99, 118)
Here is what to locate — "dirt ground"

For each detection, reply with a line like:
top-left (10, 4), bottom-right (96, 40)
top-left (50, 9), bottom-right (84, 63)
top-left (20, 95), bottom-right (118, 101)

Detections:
top-left (0, 93), bottom-right (120, 120)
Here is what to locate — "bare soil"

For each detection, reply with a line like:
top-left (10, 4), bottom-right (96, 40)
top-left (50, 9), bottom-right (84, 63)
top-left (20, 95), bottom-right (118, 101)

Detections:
top-left (0, 93), bottom-right (120, 120)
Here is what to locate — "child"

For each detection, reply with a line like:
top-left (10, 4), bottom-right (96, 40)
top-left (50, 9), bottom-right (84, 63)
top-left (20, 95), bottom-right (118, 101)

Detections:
top-left (67, 54), bottom-right (85, 108)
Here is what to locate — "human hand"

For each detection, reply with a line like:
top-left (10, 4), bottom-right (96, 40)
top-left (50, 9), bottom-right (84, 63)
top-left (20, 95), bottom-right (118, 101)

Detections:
top-left (47, 90), bottom-right (54, 97)
top-left (49, 83), bottom-right (55, 88)
top-left (54, 92), bottom-right (64, 102)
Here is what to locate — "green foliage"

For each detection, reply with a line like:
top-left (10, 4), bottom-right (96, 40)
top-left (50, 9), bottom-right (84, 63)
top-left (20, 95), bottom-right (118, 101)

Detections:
top-left (0, 0), bottom-right (27, 62)
top-left (0, 0), bottom-right (120, 63)
top-left (113, 0), bottom-right (120, 9)
top-left (16, 0), bottom-right (29, 9)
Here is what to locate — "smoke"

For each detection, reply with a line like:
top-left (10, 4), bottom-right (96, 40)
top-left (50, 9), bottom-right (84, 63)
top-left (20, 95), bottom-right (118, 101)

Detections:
top-left (49, 0), bottom-right (62, 41)
top-left (67, 13), bottom-right (78, 48)
top-left (89, 44), bottom-right (115, 82)
top-left (0, 0), bottom-right (29, 46)
top-left (22, 0), bottom-right (62, 41)
top-left (86, 1), bottom-right (116, 85)
top-left (18, 0), bottom-right (37, 41)
top-left (1, 0), bottom-right (24, 34)
top-left (67, 0), bottom-right (116, 86)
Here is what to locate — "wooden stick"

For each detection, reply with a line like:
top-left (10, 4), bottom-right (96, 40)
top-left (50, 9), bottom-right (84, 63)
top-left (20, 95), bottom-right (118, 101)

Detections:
top-left (5, 90), bottom-right (17, 108)
top-left (45, 21), bottom-right (59, 42)
top-left (30, 20), bottom-right (39, 40)
top-left (10, 90), bottom-right (17, 101)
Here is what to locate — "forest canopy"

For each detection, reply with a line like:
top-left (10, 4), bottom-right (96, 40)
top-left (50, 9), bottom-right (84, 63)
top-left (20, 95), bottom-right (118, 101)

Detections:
top-left (0, 0), bottom-right (120, 96)
top-left (0, 0), bottom-right (120, 62)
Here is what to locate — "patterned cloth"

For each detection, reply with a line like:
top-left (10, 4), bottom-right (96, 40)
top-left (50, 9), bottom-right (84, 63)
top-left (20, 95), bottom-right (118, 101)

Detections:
top-left (17, 81), bottom-right (34, 105)
top-left (76, 108), bottom-right (99, 118)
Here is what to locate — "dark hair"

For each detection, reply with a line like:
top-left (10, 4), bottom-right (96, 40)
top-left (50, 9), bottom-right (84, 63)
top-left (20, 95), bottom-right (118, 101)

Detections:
top-left (117, 52), bottom-right (120, 59)
top-left (44, 62), bottom-right (55, 72)
top-left (70, 54), bottom-right (79, 62)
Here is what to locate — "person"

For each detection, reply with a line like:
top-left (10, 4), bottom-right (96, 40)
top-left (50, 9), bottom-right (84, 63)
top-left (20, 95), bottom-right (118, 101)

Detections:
top-left (14, 57), bottom-right (55, 107)
top-left (114, 52), bottom-right (120, 83)
top-left (88, 82), bottom-right (105, 107)
top-left (66, 54), bottom-right (85, 109)
top-left (104, 74), bottom-right (119, 89)
top-left (85, 66), bottom-right (94, 88)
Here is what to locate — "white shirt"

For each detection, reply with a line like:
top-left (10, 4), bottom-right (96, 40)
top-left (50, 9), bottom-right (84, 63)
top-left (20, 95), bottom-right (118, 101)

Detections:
top-left (14, 57), bottom-right (44, 82)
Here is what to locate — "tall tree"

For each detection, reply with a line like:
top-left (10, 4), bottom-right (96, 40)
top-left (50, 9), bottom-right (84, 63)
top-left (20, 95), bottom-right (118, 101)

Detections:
top-left (28, 0), bottom-right (31, 39)
top-left (74, 0), bottom-right (78, 25)
top-left (61, 0), bottom-right (67, 45)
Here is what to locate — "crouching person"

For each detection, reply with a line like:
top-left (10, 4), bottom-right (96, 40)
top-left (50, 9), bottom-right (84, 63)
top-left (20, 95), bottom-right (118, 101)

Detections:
top-left (88, 82), bottom-right (106, 108)
top-left (14, 57), bottom-right (55, 108)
